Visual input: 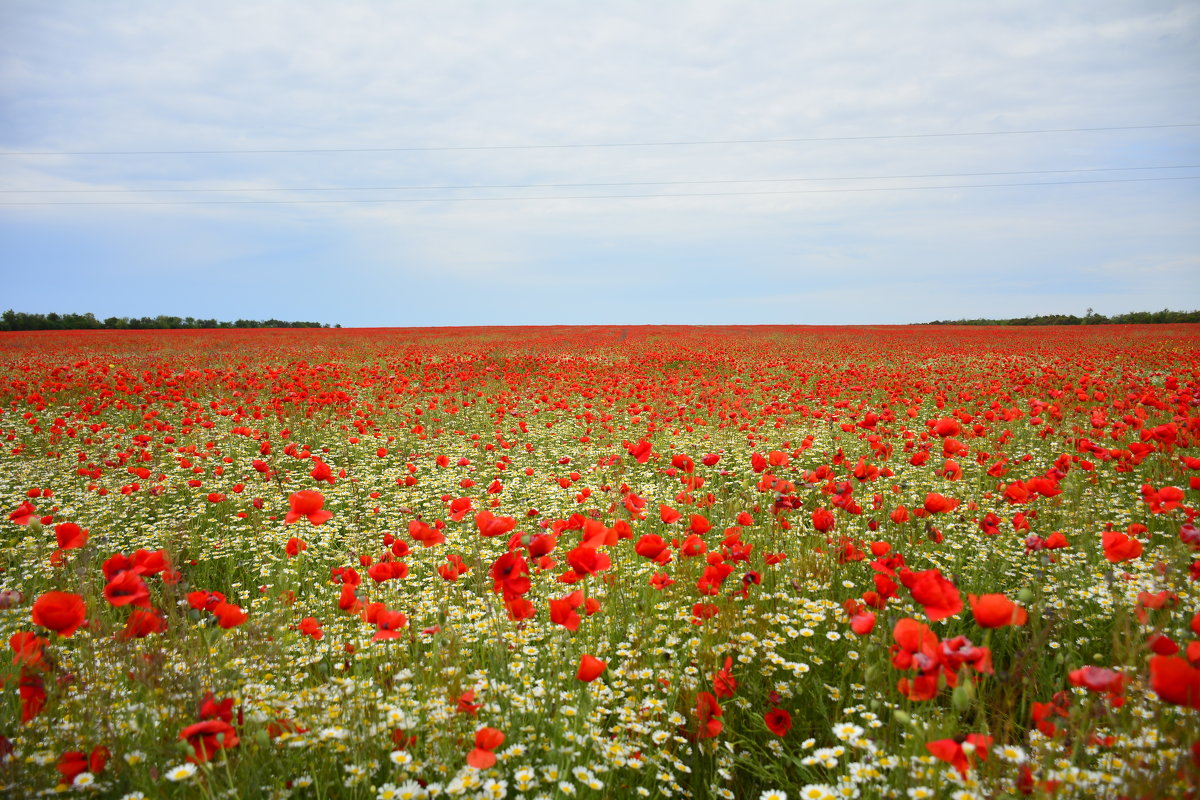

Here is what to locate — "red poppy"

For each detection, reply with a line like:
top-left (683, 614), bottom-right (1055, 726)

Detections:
top-left (119, 608), bottom-right (167, 639)
top-left (8, 501), bottom-right (37, 525)
top-left (923, 493), bottom-right (960, 514)
top-left (31, 591), bottom-right (86, 637)
top-left (899, 568), bottom-right (962, 621)
top-left (56, 745), bottom-right (108, 784)
top-left (10, 631), bottom-right (49, 669)
top-left (491, 551), bottom-right (531, 597)
top-left (660, 504), bottom-right (682, 524)
top-left (1101, 529), bottom-right (1142, 563)
top-left (104, 570), bottom-right (152, 608)
top-left (927, 733), bottom-right (991, 775)
top-left (713, 657), bottom-right (737, 698)
top-left (649, 572), bottom-right (675, 590)
top-left (850, 611), bottom-right (876, 635)
top-left (626, 439), bottom-right (653, 463)
top-left (285, 537), bottom-right (307, 556)
top-left (409, 519), bottom-right (446, 547)
top-left (812, 507), bottom-right (835, 532)
top-left (968, 593), bottom-right (1027, 628)
top-left (466, 726), bottom-right (505, 769)
top-left (1149, 655), bottom-right (1200, 709)
top-left (577, 653), bottom-right (607, 682)
top-left (448, 497), bottom-right (472, 522)
top-left (309, 457), bottom-right (335, 485)
top-left (179, 719), bottom-right (239, 762)
top-left (54, 522), bottom-right (88, 550)
top-left (634, 534), bottom-right (671, 563)
top-left (764, 707), bottom-right (791, 737)
top-left (566, 545), bottom-right (610, 576)
top-left (297, 617), bottom-right (323, 640)
top-left (549, 591), bottom-right (583, 631)
top-left (371, 608), bottom-right (409, 641)
top-left (692, 691), bottom-right (723, 739)
top-left (285, 490), bottom-right (333, 525)
top-left (20, 673), bottom-right (46, 722)
top-left (211, 601), bottom-right (248, 628)
top-left (187, 590), bottom-right (226, 612)
top-left (1068, 666), bottom-right (1126, 704)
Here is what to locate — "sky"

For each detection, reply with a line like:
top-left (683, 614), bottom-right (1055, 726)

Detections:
top-left (1, 0), bottom-right (1198, 327)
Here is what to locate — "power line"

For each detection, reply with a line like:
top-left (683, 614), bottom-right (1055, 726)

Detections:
top-left (3, 164), bottom-right (1196, 194)
top-left (2, 175), bottom-right (1197, 206)
top-left (2, 123), bottom-right (1198, 156)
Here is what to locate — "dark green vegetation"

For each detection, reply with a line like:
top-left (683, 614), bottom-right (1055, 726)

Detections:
top-left (925, 308), bottom-right (1200, 326)
top-left (0, 310), bottom-right (333, 331)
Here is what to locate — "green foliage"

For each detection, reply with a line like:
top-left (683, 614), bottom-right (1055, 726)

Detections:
top-left (0, 310), bottom-right (330, 331)
top-left (925, 308), bottom-right (1200, 326)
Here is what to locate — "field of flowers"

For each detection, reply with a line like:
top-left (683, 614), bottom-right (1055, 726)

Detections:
top-left (0, 324), bottom-right (1197, 800)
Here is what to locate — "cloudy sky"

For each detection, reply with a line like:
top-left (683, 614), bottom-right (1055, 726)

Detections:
top-left (2, 1), bottom-right (1198, 326)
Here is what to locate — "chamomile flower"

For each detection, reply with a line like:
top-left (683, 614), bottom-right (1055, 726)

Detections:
top-left (796, 786), bottom-right (836, 800)
top-left (165, 763), bottom-right (197, 782)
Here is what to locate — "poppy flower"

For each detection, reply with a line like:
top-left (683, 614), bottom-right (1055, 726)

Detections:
top-left (850, 611), bottom-right (876, 635)
top-left (31, 591), bottom-right (86, 637)
top-left (923, 493), bottom-right (960, 514)
top-left (1068, 666), bottom-right (1126, 704)
top-left (54, 522), bottom-right (88, 550)
top-left (371, 608), bottom-right (408, 641)
top-left (285, 537), bottom-right (307, 556)
top-left (660, 504), bottom-right (682, 524)
top-left (1149, 655), bottom-right (1200, 709)
top-left (899, 568), bottom-right (962, 621)
top-left (104, 570), bottom-right (151, 608)
top-left (812, 507), bottom-right (835, 532)
top-left (211, 601), bottom-right (248, 629)
top-left (285, 490), bottom-right (333, 525)
top-left (119, 608), bottom-right (167, 639)
top-left (466, 726), bottom-right (505, 769)
top-left (649, 572), bottom-right (675, 590)
top-left (448, 497), bottom-right (472, 522)
top-left (10, 631), bottom-right (48, 669)
top-left (408, 519), bottom-right (446, 547)
top-left (926, 733), bottom-right (991, 775)
top-left (566, 545), bottom-right (610, 576)
top-left (549, 591), bottom-right (584, 631)
top-left (968, 593), bottom-right (1027, 628)
top-left (57, 745), bottom-right (108, 784)
top-left (297, 617), bottom-right (323, 640)
top-left (309, 458), bottom-right (335, 485)
top-left (634, 534), bottom-right (670, 563)
top-left (187, 590), bottom-right (226, 612)
top-left (475, 511), bottom-right (516, 538)
top-left (626, 439), bottom-right (652, 464)
top-left (577, 653), bottom-right (607, 682)
top-left (1101, 529), bottom-right (1142, 563)
top-left (491, 551), bottom-right (531, 597)
top-left (764, 707), bottom-right (792, 737)
top-left (8, 501), bottom-right (37, 525)
top-left (692, 691), bottom-right (723, 739)
top-left (712, 656), bottom-right (737, 698)
top-left (179, 719), bottom-right (239, 762)
top-left (20, 673), bottom-right (46, 722)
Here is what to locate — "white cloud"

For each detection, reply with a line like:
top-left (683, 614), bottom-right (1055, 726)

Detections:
top-left (1, 0), bottom-right (1197, 323)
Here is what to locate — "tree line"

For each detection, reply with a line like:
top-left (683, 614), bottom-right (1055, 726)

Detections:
top-left (0, 310), bottom-right (336, 331)
top-left (924, 308), bottom-right (1199, 326)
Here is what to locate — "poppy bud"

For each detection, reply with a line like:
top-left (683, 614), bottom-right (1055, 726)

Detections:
top-left (951, 684), bottom-right (972, 713)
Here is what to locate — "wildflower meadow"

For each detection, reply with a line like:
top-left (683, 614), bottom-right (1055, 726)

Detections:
top-left (1, 324), bottom-right (1197, 800)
